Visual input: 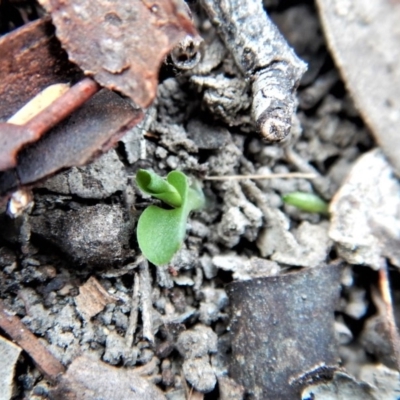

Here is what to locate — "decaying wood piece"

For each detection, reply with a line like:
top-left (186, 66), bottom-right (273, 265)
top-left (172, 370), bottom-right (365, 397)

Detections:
top-left (200, 0), bottom-right (307, 142)
top-left (227, 265), bottom-right (342, 399)
top-left (38, 0), bottom-right (196, 108)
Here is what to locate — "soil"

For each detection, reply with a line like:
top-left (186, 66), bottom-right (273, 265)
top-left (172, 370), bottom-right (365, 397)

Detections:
top-left (1, 1), bottom-right (398, 399)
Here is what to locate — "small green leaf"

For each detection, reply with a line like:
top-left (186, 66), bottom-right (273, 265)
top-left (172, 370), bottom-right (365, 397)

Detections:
top-left (137, 206), bottom-right (187, 266)
top-left (135, 169), bottom-right (205, 266)
top-left (282, 192), bottom-right (329, 214)
top-left (136, 169), bottom-right (182, 208)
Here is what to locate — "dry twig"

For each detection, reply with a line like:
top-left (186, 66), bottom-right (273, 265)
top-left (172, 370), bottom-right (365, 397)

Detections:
top-left (200, 0), bottom-right (307, 142)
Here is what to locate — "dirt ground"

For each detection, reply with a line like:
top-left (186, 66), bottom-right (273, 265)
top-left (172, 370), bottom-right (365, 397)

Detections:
top-left (1, 1), bottom-right (400, 399)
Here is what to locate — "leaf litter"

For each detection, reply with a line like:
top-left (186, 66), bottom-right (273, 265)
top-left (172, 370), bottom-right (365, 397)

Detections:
top-left (0, 0), bottom-right (400, 399)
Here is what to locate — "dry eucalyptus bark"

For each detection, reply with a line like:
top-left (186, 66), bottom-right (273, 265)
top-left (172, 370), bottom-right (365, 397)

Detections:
top-left (200, 0), bottom-right (307, 142)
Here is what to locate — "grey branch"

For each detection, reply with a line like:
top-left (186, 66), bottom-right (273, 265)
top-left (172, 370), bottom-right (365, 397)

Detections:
top-left (200, 0), bottom-right (307, 142)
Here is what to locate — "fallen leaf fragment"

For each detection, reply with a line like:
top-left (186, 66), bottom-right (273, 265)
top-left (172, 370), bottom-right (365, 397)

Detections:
top-left (329, 149), bottom-right (400, 269)
top-left (227, 265), bottom-right (342, 399)
top-left (51, 356), bottom-right (166, 400)
top-left (38, 0), bottom-right (196, 108)
top-left (0, 335), bottom-right (21, 400)
top-left (75, 276), bottom-right (118, 322)
top-left (315, 0), bottom-right (400, 176)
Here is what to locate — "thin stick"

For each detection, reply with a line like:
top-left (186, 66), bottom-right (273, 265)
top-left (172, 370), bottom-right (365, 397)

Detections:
top-left (204, 172), bottom-right (317, 181)
top-left (0, 299), bottom-right (65, 382)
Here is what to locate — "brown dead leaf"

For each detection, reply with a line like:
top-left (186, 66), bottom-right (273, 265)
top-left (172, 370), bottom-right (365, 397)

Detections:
top-left (51, 356), bottom-right (165, 400)
top-left (75, 276), bottom-right (117, 322)
top-left (38, 0), bottom-right (196, 108)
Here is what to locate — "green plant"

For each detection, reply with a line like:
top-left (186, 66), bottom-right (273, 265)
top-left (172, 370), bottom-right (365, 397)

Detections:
top-left (135, 169), bottom-right (205, 266)
top-left (282, 192), bottom-right (329, 214)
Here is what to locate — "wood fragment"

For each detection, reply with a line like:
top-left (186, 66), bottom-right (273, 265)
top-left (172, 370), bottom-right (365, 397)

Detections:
top-left (139, 260), bottom-right (155, 343)
top-left (75, 276), bottom-right (117, 322)
top-left (0, 299), bottom-right (65, 382)
top-left (200, 0), bottom-right (307, 142)
top-left (125, 273), bottom-right (140, 348)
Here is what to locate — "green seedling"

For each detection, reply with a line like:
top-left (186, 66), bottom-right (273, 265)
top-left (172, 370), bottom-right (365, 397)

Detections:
top-left (282, 192), bottom-right (329, 214)
top-left (135, 169), bottom-right (205, 266)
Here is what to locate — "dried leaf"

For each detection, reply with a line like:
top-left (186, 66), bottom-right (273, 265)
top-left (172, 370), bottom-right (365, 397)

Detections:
top-left (75, 277), bottom-right (117, 322)
top-left (38, 0), bottom-right (196, 108)
top-left (316, 0), bottom-right (400, 176)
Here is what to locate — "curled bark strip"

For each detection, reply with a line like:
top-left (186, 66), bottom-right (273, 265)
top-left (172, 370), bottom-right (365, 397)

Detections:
top-left (0, 78), bottom-right (100, 172)
top-left (0, 17), bottom-right (81, 122)
top-left (227, 265), bottom-right (342, 398)
top-left (200, 0), bottom-right (307, 142)
top-left (0, 89), bottom-right (143, 201)
top-left (0, 299), bottom-right (65, 382)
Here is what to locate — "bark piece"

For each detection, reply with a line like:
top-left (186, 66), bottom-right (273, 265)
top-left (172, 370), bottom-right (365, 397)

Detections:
top-left (0, 89), bottom-right (143, 200)
top-left (50, 355), bottom-right (165, 400)
top-left (315, 0), bottom-right (400, 176)
top-left (0, 336), bottom-right (21, 400)
top-left (0, 78), bottom-right (100, 171)
top-left (227, 265), bottom-right (342, 399)
top-left (75, 277), bottom-right (117, 322)
top-left (200, 0), bottom-right (307, 142)
top-left (38, 0), bottom-right (196, 108)
top-left (0, 18), bottom-right (80, 122)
